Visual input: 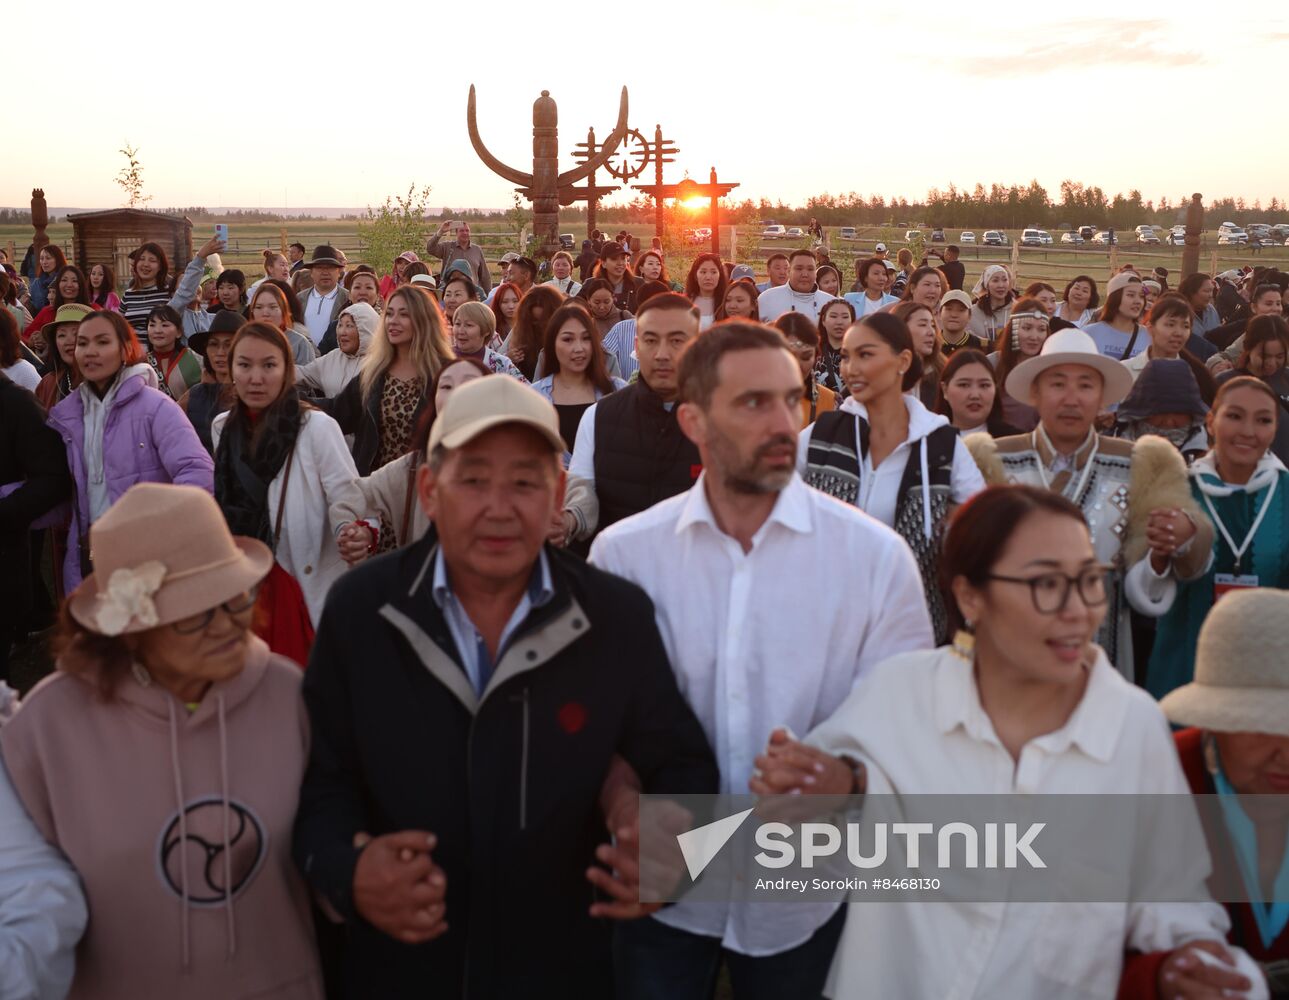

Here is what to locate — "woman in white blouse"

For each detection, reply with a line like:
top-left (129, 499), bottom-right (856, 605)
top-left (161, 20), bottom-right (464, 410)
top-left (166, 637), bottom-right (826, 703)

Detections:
top-left (753, 484), bottom-right (1257, 1000)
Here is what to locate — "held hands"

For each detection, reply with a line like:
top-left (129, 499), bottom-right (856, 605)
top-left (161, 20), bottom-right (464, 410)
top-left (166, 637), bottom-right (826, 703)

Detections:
top-left (586, 795), bottom-right (692, 921)
top-left (1157, 940), bottom-right (1254, 999)
top-left (546, 511), bottom-right (576, 548)
top-left (352, 831), bottom-right (448, 945)
top-left (337, 522), bottom-right (376, 565)
top-left (749, 727), bottom-right (856, 797)
top-left (1146, 508), bottom-right (1197, 572)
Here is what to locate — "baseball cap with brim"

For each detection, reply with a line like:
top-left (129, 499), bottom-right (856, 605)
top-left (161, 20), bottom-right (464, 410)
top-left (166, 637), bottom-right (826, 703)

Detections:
top-left (499, 252), bottom-right (521, 264)
top-left (600, 242), bottom-right (627, 260)
top-left (729, 264), bottom-right (756, 283)
top-left (409, 273), bottom-right (438, 289)
top-left (938, 290), bottom-right (972, 310)
top-left (1004, 328), bottom-right (1134, 408)
top-left (874, 243), bottom-right (887, 253)
top-left (883, 260), bottom-right (898, 271)
top-left (188, 310), bottom-right (246, 356)
top-left (429, 374), bottom-right (565, 455)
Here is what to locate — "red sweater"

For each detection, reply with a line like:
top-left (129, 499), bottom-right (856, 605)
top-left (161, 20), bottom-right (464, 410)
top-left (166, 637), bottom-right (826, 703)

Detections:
top-left (1117, 727), bottom-right (1288, 998)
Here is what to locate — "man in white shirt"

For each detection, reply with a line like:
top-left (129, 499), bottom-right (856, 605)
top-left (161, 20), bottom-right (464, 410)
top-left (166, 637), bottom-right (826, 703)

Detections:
top-left (757, 249), bottom-right (836, 324)
top-left (591, 321), bottom-right (934, 999)
top-left (298, 245), bottom-right (350, 346)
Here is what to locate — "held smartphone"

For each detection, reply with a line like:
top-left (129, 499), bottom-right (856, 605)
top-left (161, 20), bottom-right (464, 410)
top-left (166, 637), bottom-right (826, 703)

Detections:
top-left (214, 223), bottom-right (229, 245)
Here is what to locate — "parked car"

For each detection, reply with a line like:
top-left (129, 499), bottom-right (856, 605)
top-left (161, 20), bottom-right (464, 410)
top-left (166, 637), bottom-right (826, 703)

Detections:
top-left (839, 226), bottom-right (858, 240)
top-left (1134, 225), bottom-right (1154, 237)
top-left (1137, 231), bottom-right (1161, 245)
top-left (1218, 229), bottom-right (1249, 245)
top-left (1271, 224), bottom-right (1289, 240)
top-left (558, 233), bottom-right (576, 250)
top-left (1078, 226), bottom-right (1097, 241)
top-left (1038, 230), bottom-right (1053, 245)
top-left (905, 230), bottom-right (922, 242)
top-left (786, 227), bottom-right (805, 239)
top-left (1021, 229), bottom-right (1044, 247)
top-left (1060, 232), bottom-right (1084, 244)
top-left (931, 227), bottom-right (945, 242)
top-left (761, 225), bottom-right (787, 239)
top-left (1091, 231), bottom-right (1118, 245)
top-left (959, 232), bottom-right (976, 243)
top-left (1166, 231), bottom-right (1186, 246)
top-left (982, 230), bottom-right (1006, 246)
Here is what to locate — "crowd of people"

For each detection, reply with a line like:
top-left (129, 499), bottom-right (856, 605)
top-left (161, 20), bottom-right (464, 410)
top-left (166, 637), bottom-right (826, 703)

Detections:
top-left (0, 222), bottom-right (1286, 999)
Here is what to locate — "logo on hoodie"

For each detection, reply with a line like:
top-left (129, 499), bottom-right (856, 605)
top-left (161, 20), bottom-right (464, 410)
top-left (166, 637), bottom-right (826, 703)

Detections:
top-left (158, 797), bottom-right (268, 905)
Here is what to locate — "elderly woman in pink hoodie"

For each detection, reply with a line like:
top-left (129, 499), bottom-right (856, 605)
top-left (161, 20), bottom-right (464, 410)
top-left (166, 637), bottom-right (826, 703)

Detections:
top-left (1, 483), bottom-right (323, 999)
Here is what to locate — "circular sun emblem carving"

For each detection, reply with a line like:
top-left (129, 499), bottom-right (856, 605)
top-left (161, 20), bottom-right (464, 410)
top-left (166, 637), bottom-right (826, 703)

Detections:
top-left (603, 128), bottom-right (651, 182)
top-left (157, 797), bottom-right (267, 905)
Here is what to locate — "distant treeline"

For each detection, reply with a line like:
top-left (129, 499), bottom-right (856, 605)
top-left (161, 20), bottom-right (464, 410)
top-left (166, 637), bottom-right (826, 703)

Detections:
top-left (161, 207), bottom-right (331, 222)
top-left (554, 181), bottom-right (1289, 232)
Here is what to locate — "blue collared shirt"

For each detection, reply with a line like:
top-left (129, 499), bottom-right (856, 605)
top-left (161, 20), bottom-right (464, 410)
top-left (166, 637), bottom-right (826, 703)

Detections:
top-left (430, 548), bottom-right (554, 696)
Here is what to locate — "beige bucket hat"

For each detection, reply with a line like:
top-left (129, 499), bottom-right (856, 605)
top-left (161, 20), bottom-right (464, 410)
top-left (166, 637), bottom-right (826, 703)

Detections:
top-left (1161, 588), bottom-right (1289, 737)
top-left (69, 483), bottom-right (272, 636)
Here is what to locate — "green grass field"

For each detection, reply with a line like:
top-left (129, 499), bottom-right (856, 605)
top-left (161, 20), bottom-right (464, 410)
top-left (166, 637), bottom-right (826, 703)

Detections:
top-left (4, 219), bottom-right (1283, 295)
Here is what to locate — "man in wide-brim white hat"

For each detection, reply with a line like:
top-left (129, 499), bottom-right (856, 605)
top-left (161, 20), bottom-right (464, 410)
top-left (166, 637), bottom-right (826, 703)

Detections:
top-left (964, 327), bottom-right (1212, 681)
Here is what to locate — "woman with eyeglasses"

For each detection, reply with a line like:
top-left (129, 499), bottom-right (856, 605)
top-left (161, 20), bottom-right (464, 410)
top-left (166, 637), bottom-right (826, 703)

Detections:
top-left (0, 482), bottom-right (324, 998)
top-left (774, 312), bottom-right (837, 428)
top-left (1126, 376), bottom-right (1289, 699)
top-left (751, 484), bottom-right (1249, 1000)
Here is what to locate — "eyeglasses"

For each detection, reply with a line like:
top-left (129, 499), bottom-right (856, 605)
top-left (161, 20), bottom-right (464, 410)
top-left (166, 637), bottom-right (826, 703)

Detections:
top-left (984, 566), bottom-right (1111, 614)
top-left (171, 590), bottom-right (259, 634)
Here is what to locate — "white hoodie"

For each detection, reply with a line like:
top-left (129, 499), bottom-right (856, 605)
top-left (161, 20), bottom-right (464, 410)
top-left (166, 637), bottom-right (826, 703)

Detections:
top-left (796, 393), bottom-right (985, 530)
top-left (294, 302), bottom-right (378, 398)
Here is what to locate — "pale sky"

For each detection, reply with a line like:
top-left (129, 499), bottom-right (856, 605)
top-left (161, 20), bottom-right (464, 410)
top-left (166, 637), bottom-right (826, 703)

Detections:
top-left (8, 1), bottom-right (1288, 213)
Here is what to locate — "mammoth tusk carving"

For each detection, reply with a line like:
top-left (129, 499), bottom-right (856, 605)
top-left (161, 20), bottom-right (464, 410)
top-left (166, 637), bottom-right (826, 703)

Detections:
top-left (555, 87), bottom-right (630, 187)
top-left (467, 85), bottom-right (533, 187)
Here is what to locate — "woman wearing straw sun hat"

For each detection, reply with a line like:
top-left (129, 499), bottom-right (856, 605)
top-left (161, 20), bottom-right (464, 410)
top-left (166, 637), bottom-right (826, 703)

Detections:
top-left (1117, 587), bottom-right (1289, 999)
top-left (0, 482), bottom-right (323, 999)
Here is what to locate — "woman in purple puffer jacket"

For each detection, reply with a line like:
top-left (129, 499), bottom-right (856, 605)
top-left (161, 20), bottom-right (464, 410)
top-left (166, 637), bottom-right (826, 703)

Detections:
top-left (47, 311), bottom-right (213, 591)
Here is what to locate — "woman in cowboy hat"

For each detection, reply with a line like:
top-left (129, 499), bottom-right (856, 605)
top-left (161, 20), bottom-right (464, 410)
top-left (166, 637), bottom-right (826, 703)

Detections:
top-left (0, 482), bottom-right (324, 999)
top-left (1119, 587), bottom-right (1289, 998)
top-left (178, 310), bottom-right (245, 455)
top-left (964, 327), bottom-right (1211, 679)
top-left (1126, 376), bottom-right (1289, 699)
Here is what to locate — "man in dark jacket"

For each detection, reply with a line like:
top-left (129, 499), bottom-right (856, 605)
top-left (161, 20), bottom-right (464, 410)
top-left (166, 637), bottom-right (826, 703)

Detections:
top-left (576, 240), bottom-right (599, 283)
top-left (565, 293), bottom-right (702, 539)
top-left (0, 375), bottom-right (71, 677)
top-left (295, 375), bottom-right (716, 999)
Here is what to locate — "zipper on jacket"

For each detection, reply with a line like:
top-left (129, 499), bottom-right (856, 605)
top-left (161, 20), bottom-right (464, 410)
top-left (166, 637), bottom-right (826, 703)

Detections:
top-left (519, 686), bottom-right (530, 831)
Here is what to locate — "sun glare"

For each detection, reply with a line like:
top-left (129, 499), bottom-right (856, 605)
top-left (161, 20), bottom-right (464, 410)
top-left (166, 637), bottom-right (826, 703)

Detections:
top-left (682, 196), bottom-right (708, 210)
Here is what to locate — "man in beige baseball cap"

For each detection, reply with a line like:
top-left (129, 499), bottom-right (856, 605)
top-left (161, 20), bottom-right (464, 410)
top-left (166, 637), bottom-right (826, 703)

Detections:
top-left (295, 374), bottom-right (716, 992)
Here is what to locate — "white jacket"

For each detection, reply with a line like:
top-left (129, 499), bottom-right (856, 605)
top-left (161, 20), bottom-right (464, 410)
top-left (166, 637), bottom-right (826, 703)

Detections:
top-left (212, 408), bottom-right (371, 625)
top-left (0, 754), bottom-right (86, 1000)
top-left (295, 349), bottom-right (363, 399)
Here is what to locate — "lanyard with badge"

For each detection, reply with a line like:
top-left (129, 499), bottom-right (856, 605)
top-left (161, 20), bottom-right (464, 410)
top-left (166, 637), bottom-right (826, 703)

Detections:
top-left (1200, 476), bottom-right (1277, 601)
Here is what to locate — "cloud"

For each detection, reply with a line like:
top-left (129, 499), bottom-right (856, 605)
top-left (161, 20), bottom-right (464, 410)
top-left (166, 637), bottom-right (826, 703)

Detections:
top-left (959, 19), bottom-right (1208, 78)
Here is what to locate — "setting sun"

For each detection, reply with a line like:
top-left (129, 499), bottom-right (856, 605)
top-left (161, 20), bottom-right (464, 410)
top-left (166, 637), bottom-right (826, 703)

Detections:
top-left (681, 196), bottom-right (708, 211)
